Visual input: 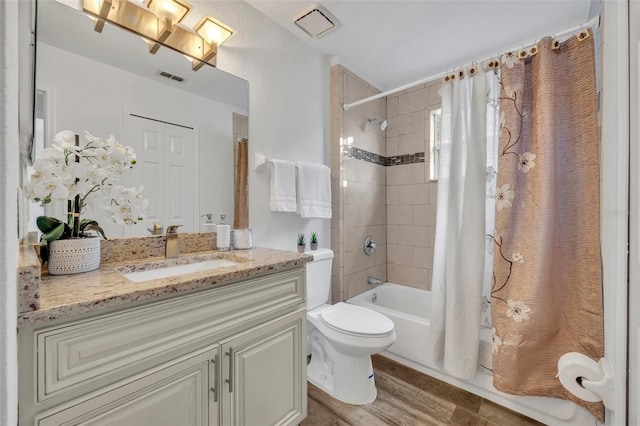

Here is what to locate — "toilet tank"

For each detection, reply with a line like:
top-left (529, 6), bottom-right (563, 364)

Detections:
top-left (305, 248), bottom-right (334, 310)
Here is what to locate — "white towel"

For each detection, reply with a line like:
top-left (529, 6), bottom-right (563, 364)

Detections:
top-left (296, 162), bottom-right (332, 219)
top-left (270, 159), bottom-right (297, 212)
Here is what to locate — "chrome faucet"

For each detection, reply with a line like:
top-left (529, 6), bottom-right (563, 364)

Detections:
top-left (367, 276), bottom-right (382, 287)
top-left (165, 225), bottom-right (182, 258)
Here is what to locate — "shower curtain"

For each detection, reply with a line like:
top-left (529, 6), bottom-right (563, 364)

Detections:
top-left (234, 138), bottom-right (249, 229)
top-left (431, 67), bottom-right (500, 378)
top-left (491, 34), bottom-right (603, 421)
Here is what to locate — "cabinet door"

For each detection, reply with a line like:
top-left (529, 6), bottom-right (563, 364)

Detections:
top-left (221, 309), bottom-right (306, 426)
top-left (36, 345), bottom-right (220, 426)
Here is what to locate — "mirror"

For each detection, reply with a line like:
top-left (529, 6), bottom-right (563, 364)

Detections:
top-left (29, 0), bottom-right (249, 238)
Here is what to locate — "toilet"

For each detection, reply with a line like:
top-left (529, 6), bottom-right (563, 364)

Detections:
top-left (305, 249), bottom-right (396, 405)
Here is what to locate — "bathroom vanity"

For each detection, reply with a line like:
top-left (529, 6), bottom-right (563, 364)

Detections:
top-left (17, 244), bottom-right (311, 426)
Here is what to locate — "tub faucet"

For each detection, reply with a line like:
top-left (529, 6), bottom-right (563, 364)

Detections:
top-left (367, 276), bottom-right (382, 287)
top-left (165, 225), bottom-right (182, 258)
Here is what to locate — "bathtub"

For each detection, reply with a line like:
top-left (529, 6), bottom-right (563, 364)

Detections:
top-left (347, 283), bottom-right (597, 426)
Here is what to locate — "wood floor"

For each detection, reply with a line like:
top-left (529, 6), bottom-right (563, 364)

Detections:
top-left (300, 355), bottom-right (544, 426)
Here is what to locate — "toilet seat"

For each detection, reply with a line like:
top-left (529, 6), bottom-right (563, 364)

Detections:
top-left (320, 302), bottom-right (394, 337)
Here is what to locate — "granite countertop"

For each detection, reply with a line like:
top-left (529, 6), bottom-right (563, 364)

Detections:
top-left (18, 247), bottom-right (312, 328)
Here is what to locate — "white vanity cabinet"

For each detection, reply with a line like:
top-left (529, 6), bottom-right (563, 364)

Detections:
top-left (18, 268), bottom-right (307, 426)
top-left (220, 312), bottom-right (304, 426)
top-left (36, 344), bottom-right (220, 426)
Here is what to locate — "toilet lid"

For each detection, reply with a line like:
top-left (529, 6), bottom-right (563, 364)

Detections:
top-left (321, 303), bottom-right (394, 336)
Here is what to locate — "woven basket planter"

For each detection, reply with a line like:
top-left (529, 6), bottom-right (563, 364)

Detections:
top-left (48, 238), bottom-right (101, 275)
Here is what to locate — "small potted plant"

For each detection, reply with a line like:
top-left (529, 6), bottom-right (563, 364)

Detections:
top-left (297, 233), bottom-right (306, 253)
top-left (310, 232), bottom-right (318, 250)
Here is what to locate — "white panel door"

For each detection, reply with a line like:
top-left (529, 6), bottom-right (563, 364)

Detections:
top-left (165, 124), bottom-right (195, 230)
top-left (127, 115), bottom-right (196, 235)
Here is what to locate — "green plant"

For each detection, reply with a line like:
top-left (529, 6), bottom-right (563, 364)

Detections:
top-left (37, 216), bottom-right (106, 242)
top-left (297, 233), bottom-right (306, 245)
top-left (310, 232), bottom-right (318, 244)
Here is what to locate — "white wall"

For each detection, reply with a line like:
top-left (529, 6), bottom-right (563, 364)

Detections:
top-left (1, 1), bottom-right (20, 424)
top-left (603, 0), bottom-right (630, 423)
top-left (206, 1), bottom-right (332, 251)
top-left (37, 43), bottom-right (246, 237)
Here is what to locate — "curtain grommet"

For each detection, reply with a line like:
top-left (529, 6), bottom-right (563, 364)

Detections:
top-left (577, 30), bottom-right (590, 41)
top-left (551, 40), bottom-right (561, 50)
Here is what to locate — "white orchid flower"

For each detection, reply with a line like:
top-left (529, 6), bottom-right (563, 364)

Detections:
top-left (24, 130), bottom-right (148, 232)
top-left (34, 180), bottom-right (69, 200)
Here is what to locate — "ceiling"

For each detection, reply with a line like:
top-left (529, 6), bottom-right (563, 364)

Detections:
top-left (247, 0), bottom-right (597, 91)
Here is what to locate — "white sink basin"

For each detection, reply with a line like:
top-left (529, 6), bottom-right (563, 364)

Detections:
top-left (122, 259), bottom-right (238, 283)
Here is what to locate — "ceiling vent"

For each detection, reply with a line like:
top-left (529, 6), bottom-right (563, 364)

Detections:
top-left (293, 4), bottom-right (338, 38)
top-left (158, 70), bottom-right (185, 82)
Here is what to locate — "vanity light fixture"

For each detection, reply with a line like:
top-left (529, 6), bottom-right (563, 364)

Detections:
top-left (146, 0), bottom-right (190, 24)
top-left (191, 17), bottom-right (234, 71)
top-left (83, 0), bottom-right (234, 71)
top-left (92, 0), bottom-right (113, 33)
top-left (195, 16), bottom-right (234, 46)
top-left (145, 0), bottom-right (191, 54)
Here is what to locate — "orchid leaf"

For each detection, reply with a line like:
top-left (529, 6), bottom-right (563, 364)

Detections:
top-left (79, 219), bottom-right (107, 240)
top-left (36, 216), bottom-right (63, 234)
top-left (41, 223), bottom-right (67, 242)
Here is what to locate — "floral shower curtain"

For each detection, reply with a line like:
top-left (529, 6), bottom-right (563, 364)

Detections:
top-left (491, 33), bottom-right (604, 420)
top-left (431, 67), bottom-right (500, 378)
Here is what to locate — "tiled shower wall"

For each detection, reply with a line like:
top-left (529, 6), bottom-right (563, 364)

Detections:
top-left (330, 66), bottom-right (442, 299)
top-left (330, 65), bottom-right (387, 303)
top-left (385, 81), bottom-right (441, 290)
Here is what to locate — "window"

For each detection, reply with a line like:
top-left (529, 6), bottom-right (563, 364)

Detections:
top-left (429, 108), bottom-right (442, 181)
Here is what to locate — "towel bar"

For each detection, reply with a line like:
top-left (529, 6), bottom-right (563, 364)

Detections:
top-left (254, 152), bottom-right (269, 171)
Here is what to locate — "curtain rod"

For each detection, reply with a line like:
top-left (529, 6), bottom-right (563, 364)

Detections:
top-left (342, 15), bottom-right (600, 111)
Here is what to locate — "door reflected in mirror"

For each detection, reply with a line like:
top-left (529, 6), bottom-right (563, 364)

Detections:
top-left (28, 0), bottom-right (249, 238)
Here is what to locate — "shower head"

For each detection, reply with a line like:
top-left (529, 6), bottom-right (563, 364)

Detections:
top-left (367, 118), bottom-right (388, 131)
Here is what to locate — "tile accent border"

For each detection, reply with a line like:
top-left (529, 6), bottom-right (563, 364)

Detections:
top-left (343, 145), bottom-right (425, 167)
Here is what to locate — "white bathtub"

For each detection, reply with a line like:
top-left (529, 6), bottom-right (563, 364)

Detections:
top-left (347, 283), bottom-right (597, 426)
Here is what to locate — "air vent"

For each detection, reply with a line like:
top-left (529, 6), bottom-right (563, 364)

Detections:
top-left (157, 70), bottom-right (185, 82)
top-left (293, 4), bottom-right (338, 38)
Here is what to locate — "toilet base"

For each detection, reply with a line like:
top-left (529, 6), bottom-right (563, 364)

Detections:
top-left (307, 330), bottom-right (378, 405)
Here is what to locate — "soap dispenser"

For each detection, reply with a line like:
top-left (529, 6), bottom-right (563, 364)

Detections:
top-left (216, 214), bottom-right (231, 251)
top-left (201, 213), bottom-right (215, 232)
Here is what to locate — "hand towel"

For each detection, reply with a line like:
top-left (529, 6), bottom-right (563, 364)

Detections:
top-left (296, 162), bottom-right (332, 219)
top-left (269, 159), bottom-right (297, 212)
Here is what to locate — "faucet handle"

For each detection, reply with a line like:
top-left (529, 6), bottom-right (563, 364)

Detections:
top-left (166, 225), bottom-right (183, 234)
top-left (147, 222), bottom-right (163, 235)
